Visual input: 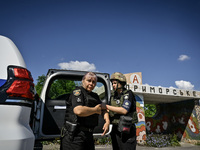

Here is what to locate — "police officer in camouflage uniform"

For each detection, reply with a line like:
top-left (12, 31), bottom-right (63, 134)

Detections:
top-left (106, 72), bottom-right (137, 150)
top-left (60, 72), bottom-right (110, 150)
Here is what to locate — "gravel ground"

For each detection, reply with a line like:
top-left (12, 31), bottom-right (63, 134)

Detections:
top-left (43, 143), bottom-right (60, 150)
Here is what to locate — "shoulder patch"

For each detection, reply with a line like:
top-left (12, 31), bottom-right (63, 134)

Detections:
top-left (73, 89), bottom-right (81, 96)
top-left (124, 94), bottom-right (129, 100)
top-left (122, 100), bottom-right (131, 111)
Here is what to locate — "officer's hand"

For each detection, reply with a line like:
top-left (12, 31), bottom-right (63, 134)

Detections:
top-left (95, 104), bottom-right (102, 115)
top-left (102, 122), bottom-right (109, 136)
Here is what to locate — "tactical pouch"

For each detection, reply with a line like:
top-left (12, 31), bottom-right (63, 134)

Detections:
top-left (118, 116), bottom-right (132, 134)
top-left (64, 121), bottom-right (77, 140)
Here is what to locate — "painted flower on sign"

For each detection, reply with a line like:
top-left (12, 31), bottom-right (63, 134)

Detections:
top-left (188, 117), bottom-right (199, 134)
top-left (146, 119), bottom-right (153, 131)
top-left (138, 112), bottom-right (145, 122)
top-left (171, 116), bottom-right (176, 123)
top-left (162, 121), bottom-right (168, 130)
top-left (161, 116), bottom-right (168, 131)
top-left (137, 131), bottom-right (146, 141)
top-left (155, 123), bottom-right (162, 133)
top-left (136, 125), bottom-right (146, 140)
top-left (178, 115), bottom-right (186, 125)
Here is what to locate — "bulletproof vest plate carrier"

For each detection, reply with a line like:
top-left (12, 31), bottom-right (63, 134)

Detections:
top-left (109, 89), bottom-right (138, 124)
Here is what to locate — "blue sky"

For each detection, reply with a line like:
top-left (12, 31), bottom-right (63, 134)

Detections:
top-left (1, 0), bottom-right (200, 91)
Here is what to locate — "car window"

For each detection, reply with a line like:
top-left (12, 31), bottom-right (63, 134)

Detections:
top-left (47, 78), bottom-right (106, 101)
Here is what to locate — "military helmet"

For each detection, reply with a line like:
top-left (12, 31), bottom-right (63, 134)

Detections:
top-left (110, 72), bottom-right (126, 83)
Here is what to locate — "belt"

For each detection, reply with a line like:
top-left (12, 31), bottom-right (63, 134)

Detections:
top-left (79, 126), bottom-right (94, 132)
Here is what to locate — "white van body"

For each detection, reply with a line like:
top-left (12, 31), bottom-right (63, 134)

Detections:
top-left (0, 36), bottom-right (35, 150)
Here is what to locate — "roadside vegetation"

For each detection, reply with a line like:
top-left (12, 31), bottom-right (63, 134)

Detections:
top-left (145, 133), bottom-right (180, 147)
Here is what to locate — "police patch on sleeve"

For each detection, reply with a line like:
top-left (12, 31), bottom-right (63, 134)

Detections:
top-left (122, 100), bottom-right (131, 111)
top-left (73, 89), bottom-right (81, 96)
top-left (73, 89), bottom-right (82, 103)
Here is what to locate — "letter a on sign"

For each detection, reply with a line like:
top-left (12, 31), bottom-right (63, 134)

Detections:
top-left (125, 72), bottom-right (142, 85)
top-left (133, 75), bottom-right (139, 84)
top-left (130, 73), bottom-right (141, 85)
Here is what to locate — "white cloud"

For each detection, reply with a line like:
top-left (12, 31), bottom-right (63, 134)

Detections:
top-left (175, 80), bottom-right (194, 90)
top-left (178, 55), bottom-right (190, 61)
top-left (58, 61), bottom-right (97, 71)
top-left (169, 86), bottom-right (175, 89)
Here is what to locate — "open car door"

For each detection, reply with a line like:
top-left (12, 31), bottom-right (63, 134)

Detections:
top-left (33, 69), bottom-right (112, 141)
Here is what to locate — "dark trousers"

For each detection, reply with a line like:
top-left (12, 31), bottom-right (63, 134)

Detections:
top-left (110, 125), bottom-right (137, 150)
top-left (60, 130), bottom-right (95, 150)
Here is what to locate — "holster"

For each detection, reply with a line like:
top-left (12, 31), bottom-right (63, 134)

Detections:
top-left (118, 115), bottom-right (132, 134)
top-left (61, 121), bottom-right (77, 140)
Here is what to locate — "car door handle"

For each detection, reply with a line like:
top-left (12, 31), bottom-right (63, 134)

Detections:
top-left (54, 106), bottom-right (66, 110)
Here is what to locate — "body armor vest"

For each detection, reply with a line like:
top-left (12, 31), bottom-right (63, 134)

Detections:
top-left (109, 89), bottom-right (138, 124)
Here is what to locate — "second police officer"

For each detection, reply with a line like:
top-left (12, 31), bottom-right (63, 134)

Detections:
top-left (106, 72), bottom-right (138, 150)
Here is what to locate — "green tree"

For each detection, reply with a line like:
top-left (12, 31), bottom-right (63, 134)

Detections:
top-left (35, 75), bottom-right (76, 99)
top-left (35, 75), bottom-right (46, 96)
top-left (48, 79), bottom-right (76, 99)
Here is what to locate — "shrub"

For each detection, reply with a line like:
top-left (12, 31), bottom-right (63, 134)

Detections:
top-left (94, 136), bottom-right (112, 145)
top-left (146, 133), bottom-right (180, 147)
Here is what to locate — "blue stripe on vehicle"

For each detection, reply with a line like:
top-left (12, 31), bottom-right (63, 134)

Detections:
top-left (0, 79), bottom-right (6, 87)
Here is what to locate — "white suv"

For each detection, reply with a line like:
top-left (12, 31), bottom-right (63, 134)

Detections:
top-left (0, 36), bottom-right (35, 150)
top-left (0, 36), bottom-right (112, 150)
